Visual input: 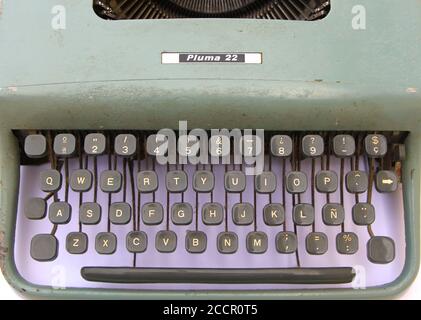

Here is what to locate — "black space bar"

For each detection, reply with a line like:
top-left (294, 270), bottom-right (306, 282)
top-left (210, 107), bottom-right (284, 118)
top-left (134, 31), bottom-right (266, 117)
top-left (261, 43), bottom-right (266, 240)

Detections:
top-left (81, 267), bottom-right (355, 284)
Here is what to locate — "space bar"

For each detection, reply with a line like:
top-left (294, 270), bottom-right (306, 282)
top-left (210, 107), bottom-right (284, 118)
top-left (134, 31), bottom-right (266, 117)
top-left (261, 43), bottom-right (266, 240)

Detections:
top-left (81, 267), bottom-right (355, 284)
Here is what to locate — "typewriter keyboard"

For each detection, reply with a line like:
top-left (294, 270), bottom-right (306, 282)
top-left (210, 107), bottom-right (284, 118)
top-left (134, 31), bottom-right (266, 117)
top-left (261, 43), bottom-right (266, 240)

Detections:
top-left (14, 130), bottom-right (406, 290)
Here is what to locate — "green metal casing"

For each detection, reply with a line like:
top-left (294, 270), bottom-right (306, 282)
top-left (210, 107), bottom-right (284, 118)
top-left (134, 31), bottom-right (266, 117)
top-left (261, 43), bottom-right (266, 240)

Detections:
top-left (0, 0), bottom-right (420, 299)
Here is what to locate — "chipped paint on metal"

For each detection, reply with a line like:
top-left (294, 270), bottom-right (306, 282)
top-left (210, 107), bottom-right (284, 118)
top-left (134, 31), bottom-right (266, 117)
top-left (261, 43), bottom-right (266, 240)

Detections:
top-left (406, 87), bottom-right (417, 93)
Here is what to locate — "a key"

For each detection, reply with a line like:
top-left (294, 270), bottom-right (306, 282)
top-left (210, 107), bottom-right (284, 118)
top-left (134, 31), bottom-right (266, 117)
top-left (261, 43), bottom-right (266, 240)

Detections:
top-left (322, 203), bottom-right (345, 225)
top-left (302, 135), bottom-right (324, 157)
top-left (109, 202), bottom-right (131, 225)
top-left (365, 134), bottom-right (387, 158)
top-left (263, 203), bottom-right (285, 226)
top-left (293, 204), bottom-right (314, 226)
top-left (286, 171), bottom-right (307, 194)
top-left (367, 236), bottom-right (395, 264)
top-left (40, 169), bottom-right (62, 192)
top-left (142, 202), bottom-right (164, 225)
top-left (270, 135), bottom-right (293, 157)
top-left (186, 231), bottom-right (207, 253)
top-left (156, 230), bottom-right (177, 253)
top-left (352, 203), bottom-right (375, 225)
top-left (84, 133), bottom-right (106, 155)
top-left (166, 170), bottom-right (188, 193)
top-left (24, 198), bottom-right (46, 220)
top-left (70, 169), bottom-right (92, 192)
top-left (193, 170), bottom-right (214, 193)
top-left (95, 232), bottom-right (117, 254)
top-left (114, 134), bottom-right (136, 157)
top-left (53, 133), bottom-right (76, 157)
top-left (224, 171), bottom-right (246, 193)
top-left (217, 232), bottom-right (238, 254)
top-left (49, 202), bottom-right (71, 224)
top-left (333, 135), bottom-right (355, 157)
top-left (275, 232), bottom-right (297, 254)
top-left (66, 232), bottom-right (88, 254)
top-left (100, 170), bottom-right (122, 193)
top-left (30, 234), bottom-right (58, 261)
top-left (306, 232), bottom-right (328, 255)
top-left (137, 171), bottom-right (158, 193)
top-left (126, 231), bottom-right (148, 253)
top-left (24, 134), bottom-right (47, 158)
top-left (202, 202), bottom-right (224, 225)
top-left (336, 232), bottom-right (359, 255)
top-left (346, 170), bottom-right (368, 193)
top-left (79, 202), bottom-right (101, 225)
top-left (315, 170), bottom-right (338, 193)
top-left (171, 203), bottom-right (193, 225)
top-left (255, 172), bottom-right (276, 194)
top-left (246, 231), bottom-right (268, 254)
top-left (232, 203), bottom-right (254, 225)
top-left (375, 170), bottom-right (398, 193)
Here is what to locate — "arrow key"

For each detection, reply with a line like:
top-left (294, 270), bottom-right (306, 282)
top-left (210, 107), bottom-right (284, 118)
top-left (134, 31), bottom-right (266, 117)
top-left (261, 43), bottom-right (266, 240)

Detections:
top-left (375, 170), bottom-right (398, 193)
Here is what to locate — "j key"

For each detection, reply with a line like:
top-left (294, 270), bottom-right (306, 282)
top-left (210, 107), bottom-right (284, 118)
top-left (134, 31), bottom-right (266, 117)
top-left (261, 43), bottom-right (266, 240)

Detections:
top-left (142, 202), bottom-right (164, 225)
top-left (302, 135), bottom-right (324, 157)
top-left (193, 170), bottom-right (214, 193)
top-left (286, 171), bottom-right (307, 194)
top-left (40, 169), bottom-right (62, 192)
top-left (24, 134), bottom-right (47, 158)
top-left (24, 198), bottom-right (46, 220)
top-left (66, 232), bottom-right (88, 254)
top-left (217, 232), bottom-right (238, 254)
top-left (84, 133), bottom-right (106, 155)
top-left (186, 231), bottom-right (207, 253)
top-left (352, 203), bottom-right (375, 225)
top-left (70, 169), bottom-right (92, 192)
top-left (137, 171), bottom-right (158, 193)
top-left (367, 236), bottom-right (395, 264)
top-left (263, 203), bottom-right (285, 226)
top-left (346, 170), bottom-right (368, 193)
top-left (315, 171), bottom-right (338, 193)
top-left (156, 230), bottom-right (177, 253)
top-left (375, 170), bottom-right (398, 193)
top-left (49, 202), bottom-right (71, 224)
top-left (202, 202), bottom-right (224, 225)
top-left (224, 171), bottom-right (246, 193)
top-left (306, 232), bottom-right (328, 255)
top-left (270, 135), bottom-right (293, 157)
top-left (100, 170), bottom-right (122, 193)
top-left (246, 231), bottom-right (268, 254)
top-left (53, 133), bottom-right (76, 157)
top-left (293, 204), bottom-right (314, 226)
top-left (255, 172), bottom-right (276, 193)
top-left (171, 203), bottom-right (193, 225)
top-left (365, 134), bottom-right (387, 158)
top-left (115, 134), bottom-right (136, 157)
top-left (95, 232), bottom-right (117, 254)
top-left (275, 232), bottom-right (297, 254)
top-left (322, 203), bottom-right (345, 225)
top-left (79, 202), bottom-right (101, 225)
top-left (30, 234), bottom-right (58, 261)
top-left (126, 231), bottom-right (148, 253)
top-left (336, 232), bottom-right (359, 255)
top-left (232, 203), bottom-right (254, 225)
top-left (166, 170), bottom-right (188, 193)
top-left (333, 135), bottom-right (355, 157)
top-left (109, 202), bottom-right (131, 225)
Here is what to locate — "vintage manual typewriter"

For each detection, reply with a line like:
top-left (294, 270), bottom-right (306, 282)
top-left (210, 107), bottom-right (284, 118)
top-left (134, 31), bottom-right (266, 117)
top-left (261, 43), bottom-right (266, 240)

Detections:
top-left (0, 0), bottom-right (420, 299)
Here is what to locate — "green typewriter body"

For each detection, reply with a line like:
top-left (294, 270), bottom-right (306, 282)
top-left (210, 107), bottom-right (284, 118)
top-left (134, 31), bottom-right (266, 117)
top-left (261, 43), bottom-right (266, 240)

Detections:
top-left (0, 0), bottom-right (420, 299)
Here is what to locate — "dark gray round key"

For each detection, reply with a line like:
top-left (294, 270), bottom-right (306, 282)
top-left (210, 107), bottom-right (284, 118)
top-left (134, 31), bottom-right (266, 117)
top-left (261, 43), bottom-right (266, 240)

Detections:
top-left (306, 232), bottom-right (328, 255)
top-left (333, 135), bottom-right (355, 157)
top-left (84, 133), bottom-right (106, 155)
top-left (142, 202), bottom-right (164, 225)
top-left (275, 232), bottom-right (297, 254)
top-left (322, 203), bottom-right (345, 225)
top-left (24, 134), bottom-right (47, 158)
top-left (367, 236), bottom-right (395, 264)
top-left (217, 232), bottom-right (238, 254)
top-left (302, 135), bottom-right (324, 157)
top-left (346, 170), bottom-right (368, 193)
top-left (193, 170), bottom-right (214, 193)
top-left (137, 171), bottom-right (158, 193)
top-left (336, 232), bottom-right (359, 255)
top-left (115, 134), bottom-right (136, 157)
top-left (186, 231), bottom-right (207, 253)
top-left (80, 202), bottom-right (101, 225)
top-left (156, 230), bottom-right (177, 253)
top-left (286, 171), bottom-right (308, 194)
top-left (315, 170), bottom-right (338, 193)
top-left (166, 170), bottom-right (188, 193)
top-left (375, 170), bottom-right (398, 193)
top-left (232, 203), bottom-right (254, 225)
top-left (146, 133), bottom-right (170, 156)
top-left (352, 203), bottom-right (375, 225)
top-left (246, 231), bottom-right (268, 254)
top-left (270, 135), bottom-right (292, 157)
top-left (53, 133), bottom-right (76, 157)
top-left (95, 232), bottom-right (117, 254)
top-left (40, 169), bottom-right (62, 192)
top-left (24, 197), bottom-right (46, 220)
top-left (263, 203), bottom-right (285, 226)
top-left (171, 203), bottom-right (193, 225)
top-left (224, 171), bottom-right (246, 193)
top-left (365, 134), bottom-right (387, 158)
top-left (66, 232), bottom-right (88, 254)
top-left (293, 204), bottom-right (314, 226)
top-left (202, 202), bottom-right (224, 225)
top-left (100, 170), bottom-right (122, 193)
top-left (49, 202), bottom-right (71, 224)
top-left (30, 234), bottom-right (58, 261)
top-left (109, 202), bottom-right (131, 225)
top-left (178, 135), bottom-right (199, 157)
top-left (70, 169), bottom-right (92, 192)
top-left (255, 172), bottom-right (276, 194)
top-left (126, 231), bottom-right (148, 253)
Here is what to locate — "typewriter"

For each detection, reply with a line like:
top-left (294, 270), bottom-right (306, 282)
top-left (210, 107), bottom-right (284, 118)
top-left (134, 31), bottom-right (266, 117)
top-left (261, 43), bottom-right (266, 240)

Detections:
top-left (0, 0), bottom-right (420, 299)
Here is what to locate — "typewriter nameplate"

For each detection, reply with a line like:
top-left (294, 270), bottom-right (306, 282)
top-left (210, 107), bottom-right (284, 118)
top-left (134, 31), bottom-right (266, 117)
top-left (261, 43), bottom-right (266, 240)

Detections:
top-left (161, 52), bottom-right (262, 64)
